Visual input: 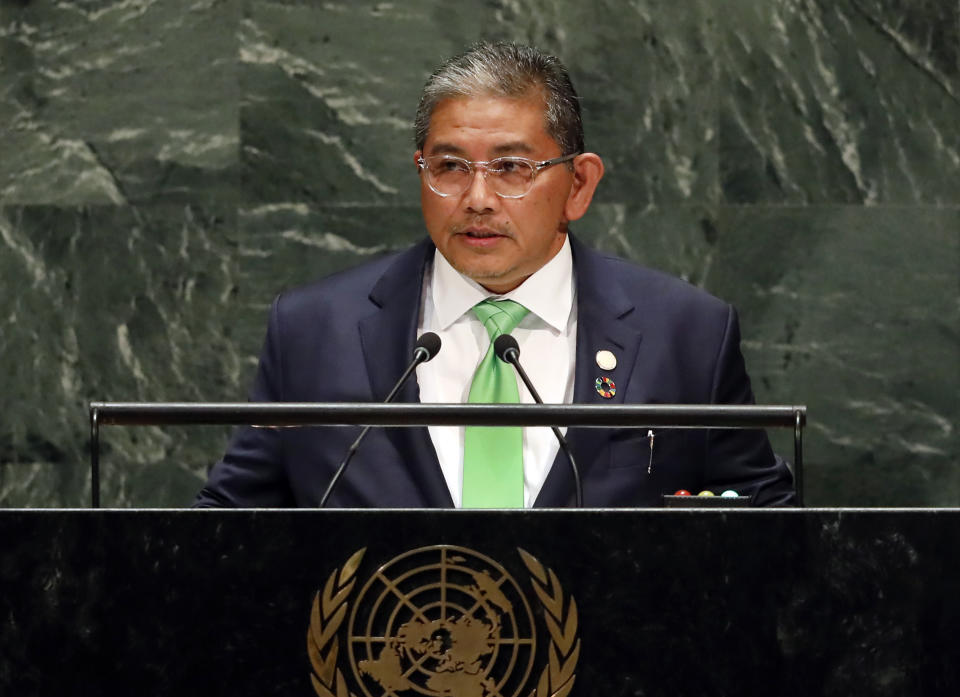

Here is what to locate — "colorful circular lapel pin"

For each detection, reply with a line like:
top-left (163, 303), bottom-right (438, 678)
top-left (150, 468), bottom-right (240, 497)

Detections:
top-left (595, 376), bottom-right (616, 398)
top-left (595, 349), bottom-right (617, 371)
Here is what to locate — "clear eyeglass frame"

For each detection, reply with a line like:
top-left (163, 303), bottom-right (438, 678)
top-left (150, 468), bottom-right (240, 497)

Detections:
top-left (417, 152), bottom-right (580, 199)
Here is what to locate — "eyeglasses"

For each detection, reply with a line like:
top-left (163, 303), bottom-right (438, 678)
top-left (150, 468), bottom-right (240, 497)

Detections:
top-left (417, 152), bottom-right (580, 199)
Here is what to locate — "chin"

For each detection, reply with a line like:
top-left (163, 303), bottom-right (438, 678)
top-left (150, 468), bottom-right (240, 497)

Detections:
top-left (462, 267), bottom-right (508, 284)
top-left (457, 263), bottom-right (511, 285)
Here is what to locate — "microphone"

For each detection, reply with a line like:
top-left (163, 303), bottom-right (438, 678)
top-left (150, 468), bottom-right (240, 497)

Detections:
top-left (318, 332), bottom-right (441, 507)
top-left (494, 334), bottom-right (583, 507)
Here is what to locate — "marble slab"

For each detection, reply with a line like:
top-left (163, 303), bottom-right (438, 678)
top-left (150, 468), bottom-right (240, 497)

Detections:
top-left (0, 0), bottom-right (956, 507)
top-left (718, 0), bottom-right (960, 204)
top-left (706, 205), bottom-right (960, 505)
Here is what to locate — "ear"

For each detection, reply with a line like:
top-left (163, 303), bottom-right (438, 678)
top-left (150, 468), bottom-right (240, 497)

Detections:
top-left (563, 153), bottom-right (604, 222)
top-left (413, 150), bottom-right (423, 170)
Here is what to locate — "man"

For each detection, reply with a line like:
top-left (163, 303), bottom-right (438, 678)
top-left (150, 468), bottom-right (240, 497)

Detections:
top-left (195, 42), bottom-right (795, 508)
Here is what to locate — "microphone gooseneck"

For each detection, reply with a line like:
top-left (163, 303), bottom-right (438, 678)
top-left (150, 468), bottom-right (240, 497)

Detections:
top-left (319, 332), bottom-right (441, 507)
top-left (493, 334), bottom-right (584, 507)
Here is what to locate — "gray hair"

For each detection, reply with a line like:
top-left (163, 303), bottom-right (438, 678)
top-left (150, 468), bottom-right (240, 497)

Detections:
top-left (414, 42), bottom-right (584, 156)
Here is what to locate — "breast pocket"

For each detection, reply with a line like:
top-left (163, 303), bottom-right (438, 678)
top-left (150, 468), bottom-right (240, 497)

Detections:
top-left (607, 428), bottom-right (696, 474)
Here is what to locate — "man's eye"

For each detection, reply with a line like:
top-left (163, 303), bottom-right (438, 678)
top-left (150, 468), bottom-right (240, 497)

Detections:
top-left (437, 159), bottom-right (469, 173)
top-left (492, 160), bottom-right (523, 174)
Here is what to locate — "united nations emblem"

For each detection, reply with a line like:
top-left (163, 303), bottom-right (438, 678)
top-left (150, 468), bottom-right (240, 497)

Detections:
top-left (308, 546), bottom-right (579, 697)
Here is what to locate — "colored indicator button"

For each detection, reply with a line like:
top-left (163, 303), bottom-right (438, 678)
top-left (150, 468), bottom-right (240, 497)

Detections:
top-left (697, 490), bottom-right (715, 497)
top-left (721, 490), bottom-right (740, 498)
top-left (673, 489), bottom-right (691, 496)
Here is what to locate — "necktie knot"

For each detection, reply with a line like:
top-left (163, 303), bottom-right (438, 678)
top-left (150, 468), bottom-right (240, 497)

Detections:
top-left (472, 299), bottom-right (529, 341)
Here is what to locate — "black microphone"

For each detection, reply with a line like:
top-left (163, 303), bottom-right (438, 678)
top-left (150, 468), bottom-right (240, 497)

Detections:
top-left (494, 334), bottom-right (583, 507)
top-left (319, 332), bottom-right (441, 507)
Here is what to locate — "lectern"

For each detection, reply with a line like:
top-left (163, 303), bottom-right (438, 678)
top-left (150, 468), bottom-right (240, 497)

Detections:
top-left (1, 509), bottom-right (957, 696)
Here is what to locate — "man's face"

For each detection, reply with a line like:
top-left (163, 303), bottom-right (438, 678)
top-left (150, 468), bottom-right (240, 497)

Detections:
top-left (417, 95), bottom-right (576, 294)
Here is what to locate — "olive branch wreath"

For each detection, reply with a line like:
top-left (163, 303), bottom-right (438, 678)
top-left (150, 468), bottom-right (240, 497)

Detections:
top-left (307, 547), bottom-right (579, 697)
top-left (518, 549), bottom-right (579, 697)
top-left (307, 547), bottom-right (365, 697)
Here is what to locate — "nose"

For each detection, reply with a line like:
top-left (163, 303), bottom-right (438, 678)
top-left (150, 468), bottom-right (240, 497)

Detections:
top-left (462, 164), bottom-right (498, 214)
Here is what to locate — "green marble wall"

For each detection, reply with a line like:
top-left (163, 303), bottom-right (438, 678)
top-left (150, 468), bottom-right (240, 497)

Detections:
top-left (1, 0), bottom-right (957, 507)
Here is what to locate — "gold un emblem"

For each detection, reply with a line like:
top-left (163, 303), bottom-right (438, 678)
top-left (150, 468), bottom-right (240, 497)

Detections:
top-left (308, 545), bottom-right (579, 697)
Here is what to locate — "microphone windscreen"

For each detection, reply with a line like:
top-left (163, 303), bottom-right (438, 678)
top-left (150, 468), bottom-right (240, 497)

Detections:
top-left (494, 333), bottom-right (519, 362)
top-left (415, 331), bottom-right (442, 361)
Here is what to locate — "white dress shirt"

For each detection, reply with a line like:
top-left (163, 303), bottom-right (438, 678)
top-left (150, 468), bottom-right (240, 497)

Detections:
top-left (416, 236), bottom-right (578, 507)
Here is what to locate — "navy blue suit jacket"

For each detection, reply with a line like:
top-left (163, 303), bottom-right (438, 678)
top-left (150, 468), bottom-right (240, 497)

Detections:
top-left (196, 235), bottom-right (795, 507)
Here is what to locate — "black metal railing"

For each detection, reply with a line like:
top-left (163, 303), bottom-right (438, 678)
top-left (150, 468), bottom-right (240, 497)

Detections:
top-left (89, 402), bottom-right (807, 508)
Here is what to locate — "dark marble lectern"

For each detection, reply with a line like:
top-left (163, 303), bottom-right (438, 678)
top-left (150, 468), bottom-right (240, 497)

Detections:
top-left (1, 509), bottom-right (957, 696)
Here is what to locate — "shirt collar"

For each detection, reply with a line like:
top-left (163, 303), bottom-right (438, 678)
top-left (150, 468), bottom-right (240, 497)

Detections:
top-left (430, 235), bottom-right (574, 332)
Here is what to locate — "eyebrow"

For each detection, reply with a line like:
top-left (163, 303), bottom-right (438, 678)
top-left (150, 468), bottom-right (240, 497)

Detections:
top-left (427, 142), bottom-right (467, 156)
top-left (491, 141), bottom-right (535, 156)
top-left (426, 141), bottom-right (537, 157)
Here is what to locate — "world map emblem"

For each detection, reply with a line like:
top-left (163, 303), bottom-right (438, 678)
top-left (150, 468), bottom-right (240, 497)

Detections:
top-left (308, 546), bottom-right (579, 697)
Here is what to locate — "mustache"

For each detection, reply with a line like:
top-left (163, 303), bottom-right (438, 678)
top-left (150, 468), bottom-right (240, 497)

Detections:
top-left (449, 220), bottom-right (514, 238)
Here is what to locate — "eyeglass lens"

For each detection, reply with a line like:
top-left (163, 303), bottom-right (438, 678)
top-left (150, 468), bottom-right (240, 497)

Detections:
top-left (424, 157), bottom-right (536, 197)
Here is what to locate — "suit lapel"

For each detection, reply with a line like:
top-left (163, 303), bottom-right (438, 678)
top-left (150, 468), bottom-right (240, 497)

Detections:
top-left (534, 235), bottom-right (643, 507)
top-left (358, 240), bottom-right (454, 507)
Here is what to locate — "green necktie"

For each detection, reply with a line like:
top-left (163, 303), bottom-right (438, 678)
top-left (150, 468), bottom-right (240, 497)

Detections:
top-left (462, 299), bottom-right (530, 508)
